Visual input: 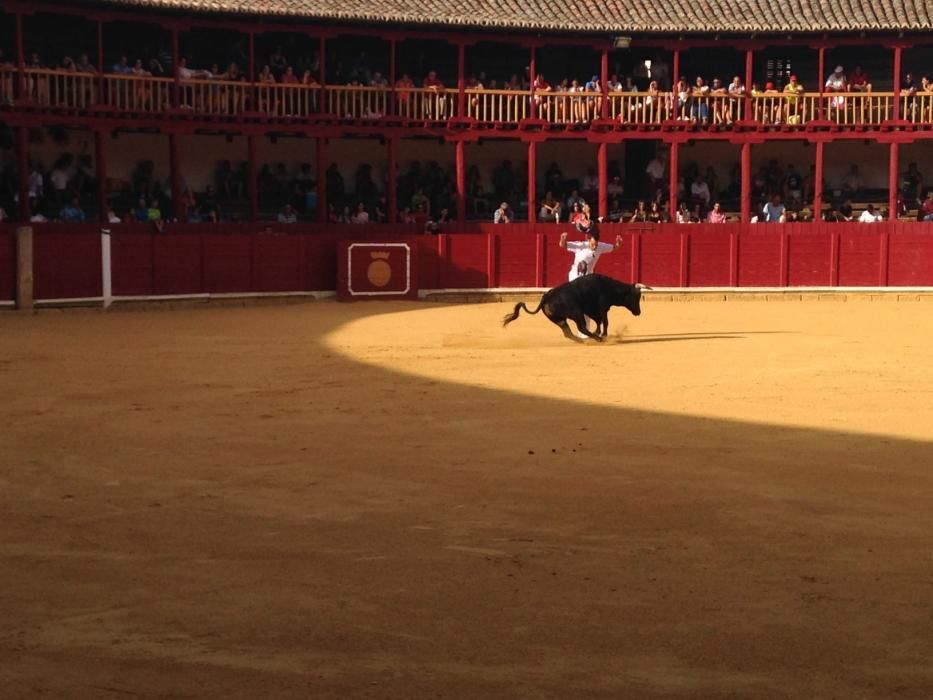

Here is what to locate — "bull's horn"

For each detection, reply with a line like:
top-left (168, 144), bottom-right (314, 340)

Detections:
top-left (635, 283), bottom-right (654, 290)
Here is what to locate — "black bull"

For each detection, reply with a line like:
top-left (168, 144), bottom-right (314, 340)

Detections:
top-left (502, 274), bottom-right (652, 342)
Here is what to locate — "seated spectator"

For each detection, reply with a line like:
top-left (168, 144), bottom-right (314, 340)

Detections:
top-left (825, 66), bottom-right (847, 112)
top-left (849, 65), bottom-right (871, 93)
top-left (351, 202), bottom-right (369, 224)
top-left (370, 71), bottom-right (388, 88)
top-left (646, 152), bottom-right (666, 197)
top-left (607, 174), bottom-right (624, 199)
top-left (59, 195), bottom-right (86, 223)
top-left (629, 200), bottom-right (648, 223)
top-left (493, 201), bottom-right (511, 223)
top-left (424, 207), bottom-right (450, 234)
top-left (413, 202), bottom-right (429, 228)
top-left (762, 194), bottom-right (785, 222)
top-left (690, 76), bottom-right (711, 125)
top-left (422, 70), bottom-right (446, 119)
top-left (675, 202), bottom-right (691, 223)
top-left (76, 53), bottom-right (96, 73)
top-left (281, 66), bottom-right (299, 84)
top-left (111, 55), bottom-right (132, 74)
top-left (607, 198), bottom-right (624, 223)
top-left (568, 201), bottom-right (586, 226)
top-left (538, 192), bottom-right (561, 222)
top-left (398, 207), bottom-right (416, 224)
top-left (565, 189), bottom-right (585, 213)
top-left (707, 201), bottom-right (728, 223)
top-left (647, 200), bottom-right (666, 223)
top-left (784, 165), bottom-right (804, 208)
top-left (147, 199), bottom-right (161, 222)
top-left (133, 197), bottom-right (149, 222)
top-left (106, 206), bottom-right (121, 223)
top-left (277, 203), bottom-right (298, 223)
top-left (858, 204), bottom-right (883, 222)
top-left (411, 187), bottom-right (430, 213)
top-left (920, 192), bottom-right (933, 221)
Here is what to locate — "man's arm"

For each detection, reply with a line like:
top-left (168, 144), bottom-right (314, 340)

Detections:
top-left (559, 232), bottom-right (568, 249)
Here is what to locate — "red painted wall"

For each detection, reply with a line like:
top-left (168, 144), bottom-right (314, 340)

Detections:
top-left (0, 229), bottom-right (14, 302)
top-left (8, 223), bottom-right (933, 305)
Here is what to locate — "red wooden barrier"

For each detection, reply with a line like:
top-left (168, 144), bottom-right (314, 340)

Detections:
top-left (0, 228), bottom-right (14, 301)
top-left (13, 222), bottom-right (933, 306)
top-left (33, 230), bottom-right (102, 300)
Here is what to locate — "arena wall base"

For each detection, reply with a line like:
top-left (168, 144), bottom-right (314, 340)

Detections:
top-left (419, 288), bottom-right (933, 303)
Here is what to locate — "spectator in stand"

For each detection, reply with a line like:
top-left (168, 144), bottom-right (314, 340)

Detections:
top-left (106, 206), bottom-right (121, 223)
top-left (269, 47), bottom-right (288, 80)
top-left (532, 74), bottom-right (551, 118)
top-left (424, 207), bottom-right (450, 234)
top-left (646, 151), bottom-right (666, 198)
top-left (629, 200), bottom-right (648, 223)
top-left (147, 198), bottom-right (162, 222)
top-left (76, 53), bottom-right (96, 73)
top-left (902, 162), bottom-right (924, 207)
top-left (281, 66), bottom-right (299, 84)
top-left (727, 75), bottom-right (745, 121)
top-left (920, 192), bottom-right (933, 221)
top-left (134, 197), bottom-right (149, 222)
top-left (565, 188), bottom-right (585, 214)
top-left (607, 198), bottom-right (624, 222)
top-left (763, 194), bottom-right (785, 222)
top-left (581, 167), bottom-right (598, 203)
top-left (423, 70), bottom-right (446, 119)
top-left (607, 174), bottom-right (624, 200)
top-left (59, 195), bottom-right (86, 223)
top-left (707, 201), bottom-right (728, 223)
top-left (784, 165), bottom-right (804, 209)
top-left (395, 73), bottom-right (414, 115)
top-left (675, 202), bottom-right (691, 223)
top-left (858, 204), bottom-right (882, 222)
top-left (493, 201), bottom-right (511, 223)
top-left (849, 65), bottom-right (871, 93)
top-left (278, 203), bottom-right (298, 223)
top-left (841, 164), bottom-right (862, 197)
top-left (825, 65), bottom-right (847, 114)
top-left (301, 69), bottom-right (320, 87)
top-left (352, 202), bottom-right (370, 224)
top-left (690, 175), bottom-right (710, 210)
top-left (902, 72), bottom-right (918, 120)
top-left (398, 207), bottom-right (416, 224)
top-left (539, 192), bottom-right (561, 222)
top-left (783, 74), bottom-right (804, 125)
top-left (111, 55), bottom-right (132, 74)
top-left (568, 201), bottom-right (585, 226)
top-left (647, 200), bottom-right (666, 223)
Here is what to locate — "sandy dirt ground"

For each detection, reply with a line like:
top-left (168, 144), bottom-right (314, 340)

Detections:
top-left (2, 298), bottom-right (933, 699)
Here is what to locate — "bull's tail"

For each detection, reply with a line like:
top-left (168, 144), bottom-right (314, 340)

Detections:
top-left (502, 299), bottom-right (543, 327)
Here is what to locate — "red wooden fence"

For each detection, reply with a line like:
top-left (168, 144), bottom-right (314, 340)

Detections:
top-left (2, 222), bottom-right (933, 303)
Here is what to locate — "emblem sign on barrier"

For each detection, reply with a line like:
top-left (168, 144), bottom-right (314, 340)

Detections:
top-left (338, 241), bottom-right (418, 300)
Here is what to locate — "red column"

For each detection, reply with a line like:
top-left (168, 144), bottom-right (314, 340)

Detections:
top-left (817, 46), bottom-right (825, 121)
top-left (16, 126), bottom-right (30, 222)
top-left (671, 49), bottom-right (680, 119)
top-left (527, 140), bottom-right (536, 223)
top-left (668, 142), bottom-right (679, 221)
top-left (457, 42), bottom-right (466, 119)
top-left (14, 11), bottom-right (25, 100)
top-left (892, 45), bottom-right (902, 121)
top-left (247, 134), bottom-right (258, 221)
top-left (889, 141), bottom-right (899, 222)
top-left (389, 38), bottom-right (397, 117)
top-left (455, 140), bottom-right (466, 221)
top-left (96, 19), bottom-right (105, 107)
top-left (248, 31), bottom-right (256, 112)
top-left (740, 141), bottom-right (751, 222)
top-left (597, 142), bottom-right (607, 220)
top-left (169, 132), bottom-right (184, 221)
top-left (317, 136), bottom-right (327, 223)
top-left (318, 36), bottom-right (327, 113)
top-left (814, 140), bottom-right (824, 221)
top-left (744, 48), bottom-right (753, 122)
top-left (600, 48), bottom-right (609, 119)
top-left (171, 26), bottom-right (180, 110)
top-left (529, 45), bottom-right (537, 119)
top-left (387, 136), bottom-right (397, 223)
top-left (95, 130), bottom-right (108, 222)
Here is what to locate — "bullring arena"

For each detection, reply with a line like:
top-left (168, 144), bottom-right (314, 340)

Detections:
top-left (4, 292), bottom-right (933, 698)
top-left (6, 0), bottom-right (933, 695)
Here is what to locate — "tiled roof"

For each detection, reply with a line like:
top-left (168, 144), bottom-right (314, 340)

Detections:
top-left (97, 0), bottom-right (933, 33)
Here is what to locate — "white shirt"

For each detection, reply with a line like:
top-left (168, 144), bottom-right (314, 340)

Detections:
top-left (50, 168), bottom-right (70, 191)
top-left (691, 181), bottom-right (711, 204)
top-left (566, 240), bottom-right (614, 282)
top-left (858, 210), bottom-right (881, 222)
top-left (646, 159), bottom-right (664, 180)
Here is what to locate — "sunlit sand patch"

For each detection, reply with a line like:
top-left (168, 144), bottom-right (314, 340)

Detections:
top-left (326, 300), bottom-right (933, 442)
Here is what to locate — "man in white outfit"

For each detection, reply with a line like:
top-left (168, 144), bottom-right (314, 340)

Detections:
top-left (559, 227), bottom-right (623, 282)
top-left (559, 227), bottom-right (623, 337)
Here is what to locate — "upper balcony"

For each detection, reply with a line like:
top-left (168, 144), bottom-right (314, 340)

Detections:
top-left (3, 67), bottom-right (930, 133)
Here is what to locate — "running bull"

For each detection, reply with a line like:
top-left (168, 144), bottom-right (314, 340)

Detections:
top-left (502, 274), bottom-right (651, 342)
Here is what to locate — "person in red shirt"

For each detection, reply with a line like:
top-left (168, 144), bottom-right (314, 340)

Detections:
top-left (532, 74), bottom-right (551, 120)
top-left (849, 65), bottom-right (871, 93)
top-left (921, 192), bottom-right (933, 221)
top-left (422, 70), bottom-right (446, 119)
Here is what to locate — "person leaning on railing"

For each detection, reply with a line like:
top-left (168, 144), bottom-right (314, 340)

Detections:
top-left (783, 74), bottom-right (805, 125)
